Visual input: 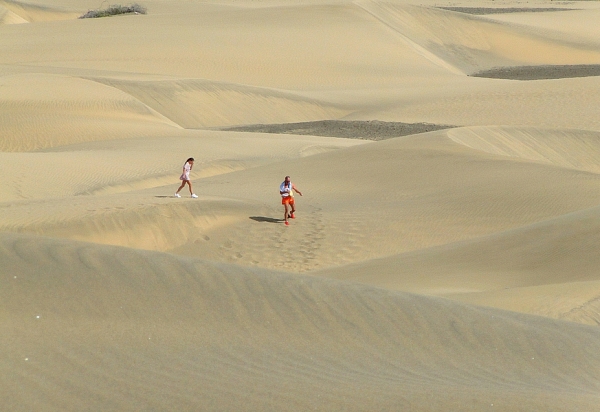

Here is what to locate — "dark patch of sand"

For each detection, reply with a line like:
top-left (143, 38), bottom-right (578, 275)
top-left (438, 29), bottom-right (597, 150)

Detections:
top-left (471, 65), bottom-right (600, 80)
top-left (222, 120), bottom-right (455, 141)
top-left (438, 7), bottom-right (576, 15)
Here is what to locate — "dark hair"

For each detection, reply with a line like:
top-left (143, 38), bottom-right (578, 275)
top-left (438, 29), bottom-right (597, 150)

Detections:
top-left (186, 158), bottom-right (194, 163)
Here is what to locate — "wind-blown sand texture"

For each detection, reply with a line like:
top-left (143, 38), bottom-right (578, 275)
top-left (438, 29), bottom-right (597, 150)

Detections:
top-left (2, 0), bottom-right (600, 410)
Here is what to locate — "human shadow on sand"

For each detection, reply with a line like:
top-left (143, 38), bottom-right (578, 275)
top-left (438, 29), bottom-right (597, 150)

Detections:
top-left (250, 216), bottom-right (284, 223)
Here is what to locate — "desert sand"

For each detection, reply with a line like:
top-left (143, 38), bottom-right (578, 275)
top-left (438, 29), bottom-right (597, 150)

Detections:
top-left (2, 0), bottom-right (600, 410)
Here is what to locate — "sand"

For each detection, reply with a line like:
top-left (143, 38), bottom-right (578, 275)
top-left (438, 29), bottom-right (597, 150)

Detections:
top-left (2, 0), bottom-right (600, 410)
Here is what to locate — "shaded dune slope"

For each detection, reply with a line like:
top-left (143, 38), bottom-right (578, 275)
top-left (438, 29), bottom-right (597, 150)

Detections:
top-left (2, 232), bottom-right (600, 411)
top-left (471, 64), bottom-right (600, 80)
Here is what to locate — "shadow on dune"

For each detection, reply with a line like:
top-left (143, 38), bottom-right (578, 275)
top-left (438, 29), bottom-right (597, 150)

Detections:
top-left (223, 120), bottom-right (455, 141)
top-left (250, 216), bottom-right (284, 223)
top-left (471, 65), bottom-right (600, 80)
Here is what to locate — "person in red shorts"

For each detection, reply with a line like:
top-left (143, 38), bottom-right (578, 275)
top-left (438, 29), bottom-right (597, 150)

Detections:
top-left (280, 175), bottom-right (302, 226)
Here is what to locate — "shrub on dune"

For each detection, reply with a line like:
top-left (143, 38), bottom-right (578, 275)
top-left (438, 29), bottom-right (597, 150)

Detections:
top-left (79, 3), bottom-right (146, 19)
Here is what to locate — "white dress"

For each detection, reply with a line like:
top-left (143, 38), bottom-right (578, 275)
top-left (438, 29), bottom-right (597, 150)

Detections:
top-left (180, 162), bottom-right (192, 181)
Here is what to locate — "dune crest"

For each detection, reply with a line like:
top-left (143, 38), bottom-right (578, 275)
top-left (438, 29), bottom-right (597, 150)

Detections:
top-left (2, 232), bottom-right (600, 411)
top-left (354, 2), bottom-right (600, 74)
top-left (447, 126), bottom-right (600, 174)
top-left (0, 73), bottom-right (180, 151)
top-left (0, 4), bottom-right (26, 24)
top-left (90, 77), bottom-right (349, 128)
top-left (0, 0), bottom-right (77, 23)
top-left (313, 204), bottom-right (600, 324)
top-left (3, 0), bottom-right (600, 409)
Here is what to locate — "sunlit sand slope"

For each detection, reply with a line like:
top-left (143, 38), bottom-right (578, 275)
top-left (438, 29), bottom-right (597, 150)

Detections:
top-left (0, 4), bottom-right (26, 24)
top-left (2, 1), bottom-right (600, 410)
top-left (2, 2), bottom-right (600, 131)
top-left (168, 128), bottom-right (600, 271)
top-left (0, 130), bottom-right (364, 252)
top-left (358, 76), bottom-right (600, 131)
top-left (0, 73), bottom-right (179, 151)
top-left (312, 205), bottom-right (600, 304)
top-left (446, 126), bottom-right (600, 173)
top-left (450, 281), bottom-right (600, 327)
top-left (0, 2), bottom-right (453, 89)
top-left (308, 126), bottom-right (600, 322)
top-left (485, 8), bottom-right (600, 45)
top-left (90, 78), bottom-right (349, 129)
top-left (0, 0), bottom-right (77, 24)
top-left (0, 130), bottom-right (363, 201)
top-left (2, 232), bottom-right (600, 411)
top-left (354, 1), bottom-right (600, 73)
top-left (3, 128), bottom-right (599, 272)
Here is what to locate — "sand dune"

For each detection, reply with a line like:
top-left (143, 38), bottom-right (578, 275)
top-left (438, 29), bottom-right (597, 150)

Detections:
top-left (166, 128), bottom-right (600, 271)
top-left (355, 1), bottom-right (600, 73)
top-left (4, 127), bottom-right (600, 271)
top-left (485, 8), bottom-right (600, 45)
top-left (3, 0), bottom-right (600, 409)
top-left (0, 2), bottom-right (453, 89)
top-left (0, 4), bottom-right (27, 24)
top-left (447, 126), bottom-right (600, 174)
top-left (312, 200), bottom-right (600, 325)
top-left (450, 281), bottom-right (600, 327)
top-left (0, 0), bottom-right (77, 24)
top-left (0, 73), bottom-right (179, 151)
top-left (90, 77), bottom-right (349, 129)
top-left (2, 232), bottom-right (600, 411)
top-left (0, 130), bottom-right (363, 197)
top-left (312, 203), bottom-right (600, 291)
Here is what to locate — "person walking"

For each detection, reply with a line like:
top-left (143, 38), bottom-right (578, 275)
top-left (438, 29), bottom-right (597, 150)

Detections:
top-left (280, 175), bottom-right (302, 226)
top-left (175, 157), bottom-right (198, 198)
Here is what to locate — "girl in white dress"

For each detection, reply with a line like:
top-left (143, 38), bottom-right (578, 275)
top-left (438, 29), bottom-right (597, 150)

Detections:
top-left (174, 158), bottom-right (198, 198)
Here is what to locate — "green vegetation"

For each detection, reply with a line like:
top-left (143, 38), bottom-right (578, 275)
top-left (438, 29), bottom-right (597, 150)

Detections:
top-left (79, 3), bottom-right (146, 19)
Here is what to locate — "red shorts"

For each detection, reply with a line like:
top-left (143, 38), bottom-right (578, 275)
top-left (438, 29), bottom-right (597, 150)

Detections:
top-left (281, 196), bottom-right (295, 205)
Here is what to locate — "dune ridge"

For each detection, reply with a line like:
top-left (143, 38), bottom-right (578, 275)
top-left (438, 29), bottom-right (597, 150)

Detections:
top-left (447, 126), bottom-right (600, 174)
top-left (89, 77), bottom-right (350, 129)
top-left (0, 73), bottom-right (180, 151)
top-left (355, 2), bottom-right (600, 74)
top-left (0, 0), bottom-right (77, 24)
top-left (312, 203), bottom-right (600, 324)
top-left (2, 232), bottom-right (600, 411)
top-left (3, 0), bottom-right (600, 410)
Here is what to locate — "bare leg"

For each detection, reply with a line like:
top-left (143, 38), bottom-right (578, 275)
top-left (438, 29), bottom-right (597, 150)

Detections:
top-left (186, 180), bottom-right (193, 194)
top-left (176, 181), bottom-right (186, 194)
top-left (284, 203), bottom-right (289, 223)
